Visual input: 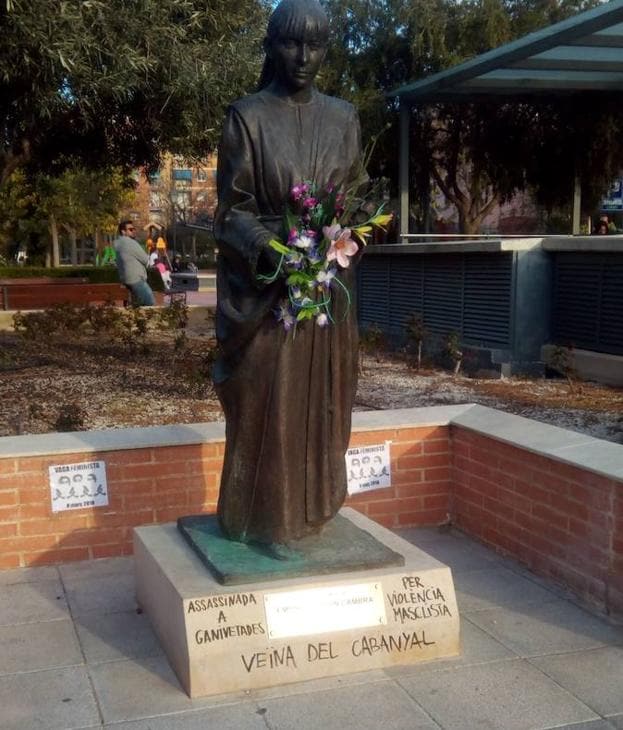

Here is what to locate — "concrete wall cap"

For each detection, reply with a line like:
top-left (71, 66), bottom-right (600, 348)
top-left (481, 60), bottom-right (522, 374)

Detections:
top-left (364, 239), bottom-right (543, 254)
top-left (542, 236), bottom-right (623, 252)
top-left (1, 404), bottom-right (622, 485)
top-left (0, 422), bottom-right (226, 459)
top-left (0, 405), bottom-right (475, 459)
top-left (451, 403), bottom-right (623, 482)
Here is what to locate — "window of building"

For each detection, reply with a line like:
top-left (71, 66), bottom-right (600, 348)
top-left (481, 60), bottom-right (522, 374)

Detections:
top-left (172, 169), bottom-right (192, 182)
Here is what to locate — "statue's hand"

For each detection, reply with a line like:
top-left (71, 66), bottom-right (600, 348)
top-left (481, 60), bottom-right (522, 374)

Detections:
top-left (255, 240), bottom-right (284, 284)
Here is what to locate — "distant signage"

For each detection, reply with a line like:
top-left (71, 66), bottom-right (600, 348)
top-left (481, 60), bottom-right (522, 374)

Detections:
top-left (600, 178), bottom-right (623, 211)
top-left (49, 461), bottom-right (109, 512)
top-left (346, 442), bottom-right (392, 495)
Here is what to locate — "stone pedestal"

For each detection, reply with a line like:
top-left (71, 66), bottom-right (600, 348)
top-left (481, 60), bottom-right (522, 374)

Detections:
top-left (134, 508), bottom-right (460, 698)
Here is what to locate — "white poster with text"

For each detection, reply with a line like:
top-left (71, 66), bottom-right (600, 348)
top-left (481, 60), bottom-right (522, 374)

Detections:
top-left (346, 442), bottom-right (392, 495)
top-left (49, 461), bottom-right (109, 512)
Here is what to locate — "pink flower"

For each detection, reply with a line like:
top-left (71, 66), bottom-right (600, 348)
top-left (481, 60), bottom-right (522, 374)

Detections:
top-left (323, 223), bottom-right (358, 268)
top-left (303, 197), bottom-right (317, 209)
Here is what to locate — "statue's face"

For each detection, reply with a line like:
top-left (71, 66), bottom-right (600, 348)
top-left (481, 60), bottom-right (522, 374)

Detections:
top-left (267, 29), bottom-right (327, 93)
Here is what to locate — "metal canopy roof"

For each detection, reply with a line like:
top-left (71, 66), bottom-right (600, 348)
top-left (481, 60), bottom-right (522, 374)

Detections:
top-left (390, 0), bottom-right (623, 102)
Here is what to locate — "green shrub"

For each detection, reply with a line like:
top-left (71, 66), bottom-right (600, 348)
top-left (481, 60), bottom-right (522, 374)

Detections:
top-left (0, 266), bottom-right (120, 283)
top-left (405, 312), bottom-right (427, 370)
top-left (0, 265), bottom-right (164, 291)
top-left (158, 298), bottom-right (189, 330)
top-left (444, 331), bottom-right (463, 375)
top-left (13, 305), bottom-right (91, 340)
top-left (54, 403), bottom-right (87, 432)
top-left (359, 322), bottom-right (386, 373)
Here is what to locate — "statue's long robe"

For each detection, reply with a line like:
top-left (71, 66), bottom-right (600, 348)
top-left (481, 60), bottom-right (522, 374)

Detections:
top-left (213, 87), bottom-right (364, 544)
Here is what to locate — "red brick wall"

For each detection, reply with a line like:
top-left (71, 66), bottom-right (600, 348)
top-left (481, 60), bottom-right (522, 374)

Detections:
top-left (3, 418), bottom-right (620, 618)
top-left (0, 425), bottom-right (451, 570)
top-left (613, 488), bottom-right (623, 614)
top-left (451, 426), bottom-right (623, 617)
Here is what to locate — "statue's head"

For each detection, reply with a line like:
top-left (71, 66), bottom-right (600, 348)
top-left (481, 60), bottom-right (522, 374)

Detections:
top-left (259, 0), bottom-right (329, 94)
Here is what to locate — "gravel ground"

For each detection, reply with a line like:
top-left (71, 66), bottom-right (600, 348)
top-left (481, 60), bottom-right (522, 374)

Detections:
top-left (356, 358), bottom-right (623, 444)
top-left (1, 329), bottom-right (622, 444)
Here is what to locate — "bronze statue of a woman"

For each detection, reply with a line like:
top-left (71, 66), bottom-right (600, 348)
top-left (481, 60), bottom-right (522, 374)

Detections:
top-left (214, 0), bottom-right (365, 556)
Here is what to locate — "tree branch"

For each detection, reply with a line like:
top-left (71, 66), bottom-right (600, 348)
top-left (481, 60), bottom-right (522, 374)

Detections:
top-left (0, 139), bottom-right (31, 188)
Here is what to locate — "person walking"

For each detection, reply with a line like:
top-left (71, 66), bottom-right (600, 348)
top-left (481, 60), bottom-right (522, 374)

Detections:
top-left (114, 219), bottom-right (155, 306)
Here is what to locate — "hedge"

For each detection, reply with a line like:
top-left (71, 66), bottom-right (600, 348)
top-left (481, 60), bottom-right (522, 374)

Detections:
top-left (0, 266), bottom-right (164, 292)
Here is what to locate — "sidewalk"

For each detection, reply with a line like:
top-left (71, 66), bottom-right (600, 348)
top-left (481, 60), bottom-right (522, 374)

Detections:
top-left (1, 527), bottom-right (622, 730)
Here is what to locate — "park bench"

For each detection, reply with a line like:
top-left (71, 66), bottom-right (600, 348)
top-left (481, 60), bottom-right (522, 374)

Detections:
top-left (0, 281), bottom-right (129, 310)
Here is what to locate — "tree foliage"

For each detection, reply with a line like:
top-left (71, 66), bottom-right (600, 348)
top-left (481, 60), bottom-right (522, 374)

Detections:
top-left (0, 167), bottom-right (135, 265)
top-left (36, 167), bottom-right (136, 265)
top-left (320, 0), bottom-right (623, 232)
top-left (0, 0), bottom-right (268, 187)
top-left (0, 170), bottom-right (45, 259)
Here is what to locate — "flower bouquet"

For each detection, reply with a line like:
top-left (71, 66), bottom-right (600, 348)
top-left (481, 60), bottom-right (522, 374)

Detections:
top-left (259, 181), bottom-right (392, 331)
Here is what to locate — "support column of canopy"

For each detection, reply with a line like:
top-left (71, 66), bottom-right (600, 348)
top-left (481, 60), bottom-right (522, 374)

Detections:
top-left (572, 172), bottom-right (582, 235)
top-left (399, 101), bottom-right (411, 243)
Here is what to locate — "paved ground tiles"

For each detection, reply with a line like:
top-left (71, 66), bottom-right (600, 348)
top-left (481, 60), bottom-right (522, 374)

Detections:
top-left (1, 526), bottom-right (622, 730)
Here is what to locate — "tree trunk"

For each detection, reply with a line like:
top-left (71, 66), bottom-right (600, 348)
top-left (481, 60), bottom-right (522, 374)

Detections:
top-left (95, 227), bottom-right (103, 255)
top-left (49, 213), bottom-right (60, 268)
top-left (457, 195), bottom-right (500, 235)
top-left (458, 210), bottom-right (481, 236)
top-left (67, 226), bottom-right (78, 265)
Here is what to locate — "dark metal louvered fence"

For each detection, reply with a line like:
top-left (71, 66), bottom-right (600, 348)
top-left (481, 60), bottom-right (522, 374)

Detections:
top-left (358, 251), bottom-right (513, 348)
top-left (552, 252), bottom-right (623, 356)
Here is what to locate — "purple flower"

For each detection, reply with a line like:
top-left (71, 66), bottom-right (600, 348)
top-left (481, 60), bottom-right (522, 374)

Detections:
top-left (275, 303), bottom-right (295, 331)
top-left (316, 313), bottom-right (329, 327)
top-left (335, 192), bottom-right (346, 216)
top-left (290, 232), bottom-right (314, 250)
top-left (307, 247), bottom-right (322, 265)
top-left (291, 183), bottom-right (309, 201)
top-left (316, 268), bottom-right (336, 287)
top-left (285, 252), bottom-right (304, 269)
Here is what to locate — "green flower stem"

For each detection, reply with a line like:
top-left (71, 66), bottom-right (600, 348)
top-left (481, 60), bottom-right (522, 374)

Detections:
top-left (257, 253), bottom-right (285, 284)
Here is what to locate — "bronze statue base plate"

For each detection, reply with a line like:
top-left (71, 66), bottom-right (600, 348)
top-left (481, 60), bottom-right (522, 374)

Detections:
top-left (177, 513), bottom-right (405, 585)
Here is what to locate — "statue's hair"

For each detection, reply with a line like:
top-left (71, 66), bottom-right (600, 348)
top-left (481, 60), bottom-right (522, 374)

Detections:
top-left (257, 0), bottom-right (329, 91)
